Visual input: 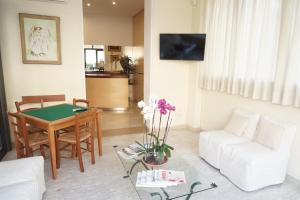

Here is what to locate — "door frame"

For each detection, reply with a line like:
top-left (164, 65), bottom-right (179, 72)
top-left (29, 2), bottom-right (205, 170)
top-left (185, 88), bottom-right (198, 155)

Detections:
top-left (0, 51), bottom-right (12, 160)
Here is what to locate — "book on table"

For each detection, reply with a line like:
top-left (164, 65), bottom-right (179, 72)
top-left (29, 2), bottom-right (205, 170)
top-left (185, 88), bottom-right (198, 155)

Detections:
top-left (136, 170), bottom-right (186, 188)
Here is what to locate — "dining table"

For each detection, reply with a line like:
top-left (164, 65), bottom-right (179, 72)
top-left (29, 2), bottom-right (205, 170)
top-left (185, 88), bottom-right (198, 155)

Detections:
top-left (19, 103), bottom-right (103, 179)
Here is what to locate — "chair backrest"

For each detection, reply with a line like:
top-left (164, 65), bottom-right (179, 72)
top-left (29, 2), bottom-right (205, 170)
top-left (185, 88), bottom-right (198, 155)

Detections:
top-left (15, 100), bottom-right (43, 112)
top-left (7, 112), bottom-right (29, 148)
top-left (16, 94), bottom-right (66, 112)
top-left (73, 98), bottom-right (89, 108)
top-left (74, 109), bottom-right (97, 138)
top-left (22, 94), bottom-right (65, 103)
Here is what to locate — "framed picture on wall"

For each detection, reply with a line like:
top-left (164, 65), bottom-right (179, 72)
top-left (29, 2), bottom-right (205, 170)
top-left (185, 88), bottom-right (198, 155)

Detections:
top-left (19, 13), bottom-right (62, 65)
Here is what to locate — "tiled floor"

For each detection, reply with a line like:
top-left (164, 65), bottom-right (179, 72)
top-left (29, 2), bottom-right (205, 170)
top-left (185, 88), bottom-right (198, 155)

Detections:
top-left (102, 101), bottom-right (143, 135)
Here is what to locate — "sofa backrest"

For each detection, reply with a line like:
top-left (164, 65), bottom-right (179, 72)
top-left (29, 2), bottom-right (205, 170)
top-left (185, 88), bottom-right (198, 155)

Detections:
top-left (255, 115), bottom-right (296, 154)
top-left (231, 108), bottom-right (260, 140)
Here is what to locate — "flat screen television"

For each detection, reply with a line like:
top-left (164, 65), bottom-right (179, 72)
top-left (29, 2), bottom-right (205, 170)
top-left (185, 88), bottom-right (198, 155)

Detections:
top-left (160, 34), bottom-right (206, 61)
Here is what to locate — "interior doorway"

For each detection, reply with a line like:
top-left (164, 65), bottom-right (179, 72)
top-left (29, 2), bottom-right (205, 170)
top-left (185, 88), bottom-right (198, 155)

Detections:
top-left (82, 0), bottom-right (145, 135)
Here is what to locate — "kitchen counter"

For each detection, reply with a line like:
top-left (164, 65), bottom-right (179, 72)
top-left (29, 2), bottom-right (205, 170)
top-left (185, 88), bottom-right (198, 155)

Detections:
top-left (85, 71), bottom-right (128, 109)
top-left (85, 71), bottom-right (129, 78)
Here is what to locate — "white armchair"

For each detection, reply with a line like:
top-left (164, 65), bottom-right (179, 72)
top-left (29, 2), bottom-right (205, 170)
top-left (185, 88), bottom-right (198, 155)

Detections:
top-left (0, 156), bottom-right (46, 200)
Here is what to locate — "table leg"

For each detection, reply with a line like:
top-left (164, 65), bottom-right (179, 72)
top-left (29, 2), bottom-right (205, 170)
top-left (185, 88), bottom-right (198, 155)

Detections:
top-left (48, 127), bottom-right (57, 179)
top-left (96, 113), bottom-right (102, 156)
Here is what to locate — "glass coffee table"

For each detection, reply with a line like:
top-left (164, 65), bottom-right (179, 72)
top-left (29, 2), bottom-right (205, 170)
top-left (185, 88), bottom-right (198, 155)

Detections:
top-left (114, 145), bottom-right (217, 200)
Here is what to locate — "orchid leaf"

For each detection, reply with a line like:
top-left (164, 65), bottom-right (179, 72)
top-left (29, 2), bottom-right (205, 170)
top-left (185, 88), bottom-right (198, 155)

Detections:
top-left (163, 144), bottom-right (174, 150)
top-left (135, 141), bottom-right (147, 151)
top-left (164, 148), bottom-right (171, 158)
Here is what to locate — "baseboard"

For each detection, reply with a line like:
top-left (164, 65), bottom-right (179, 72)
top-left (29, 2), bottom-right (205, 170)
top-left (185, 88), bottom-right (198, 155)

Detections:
top-left (102, 125), bottom-right (203, 136)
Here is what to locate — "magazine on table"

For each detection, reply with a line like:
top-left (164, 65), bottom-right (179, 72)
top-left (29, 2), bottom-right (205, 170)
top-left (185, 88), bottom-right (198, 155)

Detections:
top-left (136, 170), bottom-right (186, 188)
top-left (117, 143), bottom-right (145, 160)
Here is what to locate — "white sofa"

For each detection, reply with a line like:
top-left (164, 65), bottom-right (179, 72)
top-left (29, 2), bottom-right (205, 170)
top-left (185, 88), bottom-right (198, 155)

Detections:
top-left (219, 116), bottom-right (296, 191)
top-left (0, 156), bottom-right (46, 200)
top-left (199, 110), bottom-right (296, 191)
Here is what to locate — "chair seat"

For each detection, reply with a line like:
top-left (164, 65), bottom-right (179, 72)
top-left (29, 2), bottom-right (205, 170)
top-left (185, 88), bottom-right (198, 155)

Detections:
top-left (19, 132), bottom-right (48, 147)
top-left (58, 130), bottom-right (91, 144)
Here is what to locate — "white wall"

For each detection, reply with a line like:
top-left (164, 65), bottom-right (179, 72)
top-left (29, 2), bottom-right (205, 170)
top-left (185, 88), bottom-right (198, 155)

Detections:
top-left (145, 0), bottom-right (300, 181)
top-left (83, 13), bottom-right (132, 46)
top-left (0, 0), bottom-right (86, 111)
top-left (186, 0), bottom-right (206, 129)
top-left (148, 0), bottom-right (194, 126)
top-left (200, 90), bottom-right (300, 180)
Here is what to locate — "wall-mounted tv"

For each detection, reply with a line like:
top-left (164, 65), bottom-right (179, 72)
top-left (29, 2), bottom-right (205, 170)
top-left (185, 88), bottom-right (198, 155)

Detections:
top-left (160, 34), bottom-right (206, 61)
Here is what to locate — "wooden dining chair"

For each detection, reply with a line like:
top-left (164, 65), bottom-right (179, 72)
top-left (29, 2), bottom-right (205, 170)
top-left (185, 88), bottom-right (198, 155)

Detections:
top-left (15, 99), bottom-right (45, 134)
top-left (15, 99), bottom-right (44, 112)
top-left (73, 98), bottom-right (89, 108)
top-left (7, 112), bottom-right (48, 158)
top-left (71, 98), bottom-right (90, 152)
top-left (55, 109), bottom-right (96, 172)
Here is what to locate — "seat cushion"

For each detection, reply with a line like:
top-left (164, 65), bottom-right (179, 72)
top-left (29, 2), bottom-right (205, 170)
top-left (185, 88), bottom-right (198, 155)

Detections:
top-left (220, 142), bottom-right (287, 191)
top-left (199, 130), bottom-right (249, 168)
top-left (0, 181), bottom-right (41, 200)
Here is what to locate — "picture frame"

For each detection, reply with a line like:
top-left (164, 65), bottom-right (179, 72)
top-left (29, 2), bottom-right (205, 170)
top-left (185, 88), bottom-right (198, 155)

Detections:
top-left (19, 13), bottom-right (62, 65)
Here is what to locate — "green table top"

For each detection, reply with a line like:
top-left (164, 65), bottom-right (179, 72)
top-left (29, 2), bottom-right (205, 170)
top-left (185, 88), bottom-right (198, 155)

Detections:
top-left (23, 104), bottom-right (86, 122)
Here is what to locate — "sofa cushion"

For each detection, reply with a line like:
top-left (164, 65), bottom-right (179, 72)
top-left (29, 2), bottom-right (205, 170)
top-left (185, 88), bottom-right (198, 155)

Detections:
top-left (224, 114), bottom-right (249, 136)
top-left (255, 116), bottom-right (285, 150)
top-left (0, 181), bottom-right (39, 200)
top-left (234, 109), bottom-right (260, 140)
top-left (220, 142), bottom-right (288, 191)
top-left (0, 156), bottom-right (45, 200)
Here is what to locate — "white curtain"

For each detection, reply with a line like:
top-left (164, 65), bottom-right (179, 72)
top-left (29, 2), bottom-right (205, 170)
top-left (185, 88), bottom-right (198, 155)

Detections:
top-left (199, 0), bottom-right (300, 107)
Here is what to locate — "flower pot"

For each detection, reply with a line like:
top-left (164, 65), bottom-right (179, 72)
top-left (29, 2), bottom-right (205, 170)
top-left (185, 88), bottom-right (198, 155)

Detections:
top-left (142, 154), bottom-right (168, 168)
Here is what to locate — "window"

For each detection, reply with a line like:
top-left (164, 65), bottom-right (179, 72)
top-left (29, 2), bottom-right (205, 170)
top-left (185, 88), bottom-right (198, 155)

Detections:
top-left (84, 46), bottom-right (105, 70)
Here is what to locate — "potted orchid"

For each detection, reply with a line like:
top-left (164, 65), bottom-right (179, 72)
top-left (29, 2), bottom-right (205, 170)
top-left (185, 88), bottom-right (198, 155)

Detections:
top-left (136, 98), bottom-right (176, 166)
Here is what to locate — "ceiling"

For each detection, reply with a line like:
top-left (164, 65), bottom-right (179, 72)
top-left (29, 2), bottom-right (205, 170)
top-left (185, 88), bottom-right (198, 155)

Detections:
top-left (83, 0), bottom-right (144, 17)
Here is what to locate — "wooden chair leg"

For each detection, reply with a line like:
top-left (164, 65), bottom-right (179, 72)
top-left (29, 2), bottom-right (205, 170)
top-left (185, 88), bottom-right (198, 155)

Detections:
top-left (90, 136), bottom-right (95, 164)
top-left (15, 140), bottom-right (23, 158)
top-left (76, 142), bottom-right (84, 172)
top-left (27, 147), bottom-right (33, 157)
top-left (55, 135), bottom-right (60, 169)
top-left (15, 144), bottom-right (20, 158)
top-left (40, 145), bottom-right (46, 158)
top-left (86, 138), bottom-right (90, 151)
top-left (71, 144), bottom-right (76, 158)
top-left (19, 147), bottom-right (25, 158)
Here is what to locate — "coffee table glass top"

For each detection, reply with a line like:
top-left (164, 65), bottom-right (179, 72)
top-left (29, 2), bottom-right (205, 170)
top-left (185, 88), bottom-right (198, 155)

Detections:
top-left (114, 145), bottom-right (217, 200)
top-left (22, 104), bottom-right (85, 121)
